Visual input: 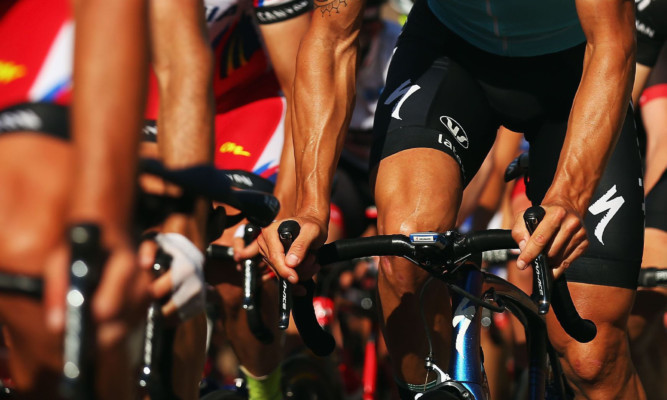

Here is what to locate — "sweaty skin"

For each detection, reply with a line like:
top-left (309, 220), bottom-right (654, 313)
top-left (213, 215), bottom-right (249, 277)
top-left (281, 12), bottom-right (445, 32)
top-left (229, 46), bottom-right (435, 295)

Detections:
top-left (257, 0), bottom-right (365, 282)
top-left (259, 0), bottom-right (645, 398)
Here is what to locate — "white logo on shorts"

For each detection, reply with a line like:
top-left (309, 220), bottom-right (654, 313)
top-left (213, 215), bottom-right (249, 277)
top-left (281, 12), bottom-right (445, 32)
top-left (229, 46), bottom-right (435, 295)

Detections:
top-left (588, 185), bottom-right (625, 245)
top-left (440, 116), bottom-right (469, 149)
top-left (385, 79), bottom-right (421, 120)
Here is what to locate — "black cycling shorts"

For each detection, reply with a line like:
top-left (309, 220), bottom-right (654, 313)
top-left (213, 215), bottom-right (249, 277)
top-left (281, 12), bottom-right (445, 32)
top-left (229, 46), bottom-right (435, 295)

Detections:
top-left (645, 44), bottom-right (667, 89)
top-left (371, 0), bottom-right (644, 289)
top-left (636, 0), bottom-right (667, 68)
top-left (641, 44), bottom-right (667, 233)
top-left (0, 102), bottom-right (69, 140)
top-left (646, 167), bottom-right (667, 232)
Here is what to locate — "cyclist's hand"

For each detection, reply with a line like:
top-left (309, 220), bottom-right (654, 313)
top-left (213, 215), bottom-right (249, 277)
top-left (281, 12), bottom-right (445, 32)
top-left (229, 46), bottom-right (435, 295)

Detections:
top-left (44, 236), bottom-right (152, 344)
top-left (231, 224), bottom-right (260, 265)
top-left (257, 216), bottom-right (326, 284)
top-left (93, 239), bottom-right (153, 346)
top-left (512, 202), bottom-right (588, 279)
top-left (151, 233), bottom-right (206, 321)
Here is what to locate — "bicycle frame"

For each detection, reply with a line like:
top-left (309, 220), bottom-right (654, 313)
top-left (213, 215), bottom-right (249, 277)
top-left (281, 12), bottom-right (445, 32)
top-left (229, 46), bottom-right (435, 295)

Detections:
top-left (432, 262), bottom-right (557, 400)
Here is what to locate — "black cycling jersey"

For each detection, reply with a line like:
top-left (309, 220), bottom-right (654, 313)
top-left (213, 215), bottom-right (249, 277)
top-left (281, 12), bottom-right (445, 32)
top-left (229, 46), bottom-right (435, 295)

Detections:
top-left (371, 0), bottom-right (644, 289)
top-left (636, 0), bottom-right (667, 67)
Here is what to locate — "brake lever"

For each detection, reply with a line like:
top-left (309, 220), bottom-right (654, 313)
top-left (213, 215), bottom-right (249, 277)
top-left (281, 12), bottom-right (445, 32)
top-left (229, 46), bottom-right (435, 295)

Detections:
top-left (277, 221), bottom-right (299, 329)
top-left (523, 206), bottom-right (552, 315)
top-left (242, 223), bottom-right (274, 343)
top-left (139, 250), bottom-right (178, 400)
top-left (61, 224), bottom-right (106, 400)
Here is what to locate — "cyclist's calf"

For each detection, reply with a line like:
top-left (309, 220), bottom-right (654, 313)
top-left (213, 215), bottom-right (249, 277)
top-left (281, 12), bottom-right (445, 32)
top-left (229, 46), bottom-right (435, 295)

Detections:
top-left (547, 283), bottom-right (645, 399)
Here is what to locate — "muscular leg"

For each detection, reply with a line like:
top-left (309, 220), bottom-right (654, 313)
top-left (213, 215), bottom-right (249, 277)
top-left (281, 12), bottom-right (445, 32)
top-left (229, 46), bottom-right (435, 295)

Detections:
top-left (210, 271), bottom-right (281, 378)
top-left (547, 283), bottom-right (644, 399)
top-left (373, 148), bottom-right (461, 385)
top-left (628, 96), bottom-right (667, 399)
top-left (0, 134), bottom-right (72, 397)
top-left (172, 314), bottom-right (208, 400)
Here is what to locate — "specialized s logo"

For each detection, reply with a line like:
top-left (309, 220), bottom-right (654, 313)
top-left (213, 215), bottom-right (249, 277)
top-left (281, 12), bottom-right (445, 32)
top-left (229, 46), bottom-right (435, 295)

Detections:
top-left (452, 298), bottom-right (475, 355)
top-left (588, 185), bottom-right (625, 245)
top-left (636, 0), bottom-right (653, 11)
top-left (440, 116), bottom-right (469, 149)
top-left (0, 61), bottom-right (27, 84)
top-left (219, 142), bottom-right (251, 156)
top-left (385, 79), bottom-right (420, 120)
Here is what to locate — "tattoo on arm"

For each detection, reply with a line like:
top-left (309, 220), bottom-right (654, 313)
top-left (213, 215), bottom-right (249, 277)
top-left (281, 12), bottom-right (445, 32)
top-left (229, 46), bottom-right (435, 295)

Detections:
top-left (314, 0), bottom-right (348, 16)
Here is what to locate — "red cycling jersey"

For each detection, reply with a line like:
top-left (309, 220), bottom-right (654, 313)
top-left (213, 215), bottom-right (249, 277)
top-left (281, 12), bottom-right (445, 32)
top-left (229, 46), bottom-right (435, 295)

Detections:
top-left (0, 0), bottom-right (72, 110)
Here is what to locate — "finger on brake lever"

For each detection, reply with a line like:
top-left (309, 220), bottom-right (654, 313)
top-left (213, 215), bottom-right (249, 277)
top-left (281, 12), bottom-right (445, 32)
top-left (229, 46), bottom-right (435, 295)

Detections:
top-left (523, 206), bottom-right (552, 315)
top-left (278, 221), bottom-right (300, 330)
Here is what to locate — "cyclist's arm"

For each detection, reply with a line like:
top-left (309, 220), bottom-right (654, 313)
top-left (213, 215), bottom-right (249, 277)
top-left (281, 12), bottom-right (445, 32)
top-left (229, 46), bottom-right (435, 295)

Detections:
top-left (515, 0), bottom-right (635, 270)
top-left (69, 0), bottom-right (149, 243)
top-left (48, 0), bottom-right (152, 356)
top-left (147, 0), bottom-right (214, 320)
top-left (230, 12), bottom-right (309, 261)
top-left (258, 0), bottom-right (365, 281)
top-left (258, 13), bottom-right (310, 218)
top-left (149, 0), bottom-right (214, 250)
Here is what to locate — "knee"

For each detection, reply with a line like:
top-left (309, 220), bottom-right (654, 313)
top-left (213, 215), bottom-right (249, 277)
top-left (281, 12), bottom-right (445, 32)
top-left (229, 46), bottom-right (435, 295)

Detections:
top-left (217, 283), bottom-right (243, 320)
top-left (377, 218), bottom-right (446, 298)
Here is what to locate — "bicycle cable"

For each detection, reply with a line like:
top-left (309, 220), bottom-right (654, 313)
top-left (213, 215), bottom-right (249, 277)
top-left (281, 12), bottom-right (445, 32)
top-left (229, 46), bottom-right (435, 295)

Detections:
top-left (419, 276), bottom-right (435, 387)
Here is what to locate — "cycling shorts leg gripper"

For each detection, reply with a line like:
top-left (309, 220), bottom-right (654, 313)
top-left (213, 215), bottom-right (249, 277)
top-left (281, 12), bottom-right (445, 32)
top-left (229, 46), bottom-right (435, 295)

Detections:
top-left (380, 126), bottom-right (467, 176)
top-left (528, 108), bottom-right (644, 289)
top-left (0, 102), bottom-right (69, 140)
top-left (646, 168), bottom-right (667, 232)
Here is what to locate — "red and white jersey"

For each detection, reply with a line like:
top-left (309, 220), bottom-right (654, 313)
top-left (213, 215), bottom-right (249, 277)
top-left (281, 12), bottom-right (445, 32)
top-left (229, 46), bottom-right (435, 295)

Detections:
top-left (145, 0), bottom-right (287, 119)
top-left (205, 0), bottom-right (280, 112)
top-left (213, 96), bottom-right (285, 182)
top-left (0, 0), bottom-right (73, 110)
top-left (146, 0), bottom-right (306, 183)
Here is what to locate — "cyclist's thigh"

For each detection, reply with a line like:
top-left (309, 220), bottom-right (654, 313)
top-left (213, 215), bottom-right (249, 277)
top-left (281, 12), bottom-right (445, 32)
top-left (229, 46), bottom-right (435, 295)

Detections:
top-left (172, 314), bottom-right (208, 400)
top-left (644, 167), bottom-right (667, 268)
top-left (0, 130), bottom-right (71, 397)
top-left (641, 44), bottom-right (667, 193)
top-left (641, 46), bottom-right (667, 264)
top-left (0, 297), bottom-right (62, 396)
top-left (0, 134), bottom-right (72, 273)
top-left (371, 0), bottom-right (499, 192)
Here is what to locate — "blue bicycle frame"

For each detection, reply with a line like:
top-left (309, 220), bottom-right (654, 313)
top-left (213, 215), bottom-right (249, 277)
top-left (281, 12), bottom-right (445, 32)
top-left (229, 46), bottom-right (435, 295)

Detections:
top-left (425, 263), bottom-right (554, 400)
